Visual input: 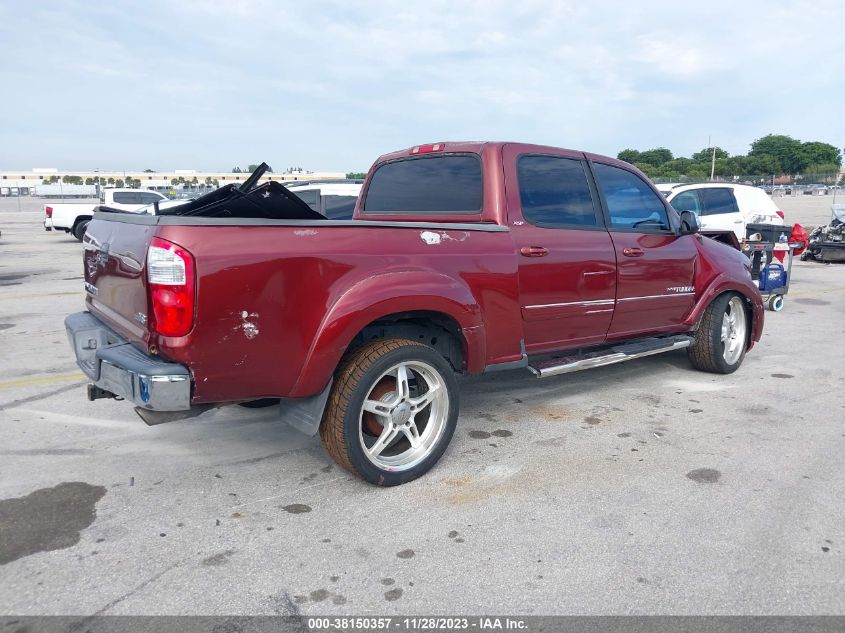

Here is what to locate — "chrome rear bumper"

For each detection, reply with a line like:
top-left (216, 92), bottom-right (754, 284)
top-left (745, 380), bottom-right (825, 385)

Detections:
top-left (65, 311), bottom-right (191, 411)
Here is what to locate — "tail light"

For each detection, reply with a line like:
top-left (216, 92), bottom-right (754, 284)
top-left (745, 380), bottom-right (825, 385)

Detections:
top-left (45, 206), bottom-right (53, 218)
top-left (147, 237), bottom-right (195, 337)
top-left (775, 210), bottom-right (785, 220)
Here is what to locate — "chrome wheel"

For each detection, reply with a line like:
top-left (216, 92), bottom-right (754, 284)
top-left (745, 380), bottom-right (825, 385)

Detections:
top-left (358, 360), bottom-right (449, 471)
top-left (720, 296), bottom-right (747, 365)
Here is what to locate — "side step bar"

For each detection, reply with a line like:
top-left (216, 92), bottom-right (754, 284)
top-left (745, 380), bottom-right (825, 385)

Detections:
top-left (528, 335), bottom-right (694, 378)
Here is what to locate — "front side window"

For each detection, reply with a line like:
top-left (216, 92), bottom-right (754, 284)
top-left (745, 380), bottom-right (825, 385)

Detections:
top-left (671, 190), bottom-right (703, 215)
top-left (139, 192), bottom-right (164, 204)
top-left (700, 188), bottom-right (739, 215)
top-left (592, 163), bottom-right (670, 231)
top-left (517, 155), bottom-right (597, 227)
top-left (363, 154), bottom-right (482, 214)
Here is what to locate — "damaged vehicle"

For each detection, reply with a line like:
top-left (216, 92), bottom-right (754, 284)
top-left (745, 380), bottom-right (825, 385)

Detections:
top-left (802, 205), bottom-right (845, 263)
top-left (65, 146), bottom-right (764, 486)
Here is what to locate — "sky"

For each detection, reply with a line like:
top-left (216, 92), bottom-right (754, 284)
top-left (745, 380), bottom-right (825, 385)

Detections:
top-left (1, 0), bottom-right (843, 172)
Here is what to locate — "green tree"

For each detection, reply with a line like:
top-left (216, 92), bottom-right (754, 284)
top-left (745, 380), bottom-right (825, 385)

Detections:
top-left (232, 167), bottom-right (242, 173)
top-left (247, 164), bottom-right (272, 173)
top-left (171, 178), bottom-right (179, 186)
top-left (84, 177), bottom-right (95, 185)
top-left (800, 141), bottom-right (842, 168)
top-left (617, 149), bottom-right (641, 163)
top-left (115, 179), bottom-right (125, 188)
top-left (749, 134), bottom-right (805, 174)
top-left (143, 169), bottom-right (156, 173)
top-left (107, 177), bottom-right (115, 185)
top-left (637, 147), bottom-right (674, 167)
top-left (346, 172), bottom-right (367, 179)
top-left (62, 175), bottom-right (83, 184)
top-left (691, 147), bottom-right (729, 162)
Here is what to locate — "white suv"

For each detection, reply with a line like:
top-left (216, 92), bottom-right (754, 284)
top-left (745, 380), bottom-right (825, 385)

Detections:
top-left (659, 183), bottom-right (784, 239)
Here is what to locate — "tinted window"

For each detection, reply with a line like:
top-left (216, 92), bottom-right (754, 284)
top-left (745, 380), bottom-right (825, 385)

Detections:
top-left (363, 155), bottom-right (482, 214)
top-left (323, 195), bottom-right (357, 220)
top-left (139, 192), bottom-right (163, 204)
top-left (517, 155), bottom-right (597, 227)
top-left (671, 191), bottom-right (702, 215)
top-left (700, 188), bottom-right (739, 215)
top-left (112, 192), bottom-right (140, 204)
top-left (593, 163), bottom-right (670, 230)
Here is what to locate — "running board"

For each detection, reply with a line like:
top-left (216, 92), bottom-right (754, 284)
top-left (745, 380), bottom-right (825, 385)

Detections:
top-left (527, 335), bottom-right (694, 378)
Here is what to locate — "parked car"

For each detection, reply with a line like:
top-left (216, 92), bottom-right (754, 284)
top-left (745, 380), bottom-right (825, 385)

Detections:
top-left (65, 146), bottom-right (764, 486)
top-left (658, 183), bottom-right (784, 240)
top-left (44, 188), bottom-right (169, 240)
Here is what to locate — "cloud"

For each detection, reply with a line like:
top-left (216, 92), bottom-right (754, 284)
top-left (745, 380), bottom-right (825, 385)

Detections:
top-left (1, 0), bottom-right (843, 170)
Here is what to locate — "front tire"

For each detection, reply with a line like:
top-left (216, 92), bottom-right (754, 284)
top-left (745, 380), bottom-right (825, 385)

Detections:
top-left (320, 338), bottom-right (459, 486)
top-left (688, 292), bottom-right (749, 374)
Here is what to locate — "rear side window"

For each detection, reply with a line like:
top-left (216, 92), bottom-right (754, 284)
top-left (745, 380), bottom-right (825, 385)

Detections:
top-left (700, 188), bottom-right (739, 215)
top-left (112, 192), bottom-right (140, 204)
top-left (363, 155), bottom-right (482, 214)
top-left (592, 163), bottom-right (670, 231)
top-left (517, 155), bottom-right (597, 227)
top-left (671, 190), bottom-right (702, 215)
top-left (323, 195), bottom-right (357, 220)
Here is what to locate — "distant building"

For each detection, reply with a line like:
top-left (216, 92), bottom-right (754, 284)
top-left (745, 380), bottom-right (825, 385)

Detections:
top-left (0, 168), bottom-right (347, 192)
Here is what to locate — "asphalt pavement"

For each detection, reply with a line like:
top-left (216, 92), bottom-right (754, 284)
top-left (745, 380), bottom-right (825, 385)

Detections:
top-left (0, 199), bottom-right (842, 615)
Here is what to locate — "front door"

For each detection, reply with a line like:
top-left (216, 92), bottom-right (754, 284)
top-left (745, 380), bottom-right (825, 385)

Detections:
top-left (589, 160), bottom-right (698, 339)
top-left (504, 146), bottom-right (617, 354)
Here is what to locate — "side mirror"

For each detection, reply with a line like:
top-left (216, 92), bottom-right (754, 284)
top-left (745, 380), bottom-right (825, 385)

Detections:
top-left (678, 210), bottom-right (700, 235)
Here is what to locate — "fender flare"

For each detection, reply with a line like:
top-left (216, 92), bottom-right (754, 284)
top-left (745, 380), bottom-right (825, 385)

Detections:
top-left (290, 269), bottom-right (486, 397)
top-left (685, 273), bottom-right (764, 347)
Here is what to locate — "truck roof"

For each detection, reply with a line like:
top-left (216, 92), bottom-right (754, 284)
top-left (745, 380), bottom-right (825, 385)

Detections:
top-left (374, 141), bottom-right (628, 169)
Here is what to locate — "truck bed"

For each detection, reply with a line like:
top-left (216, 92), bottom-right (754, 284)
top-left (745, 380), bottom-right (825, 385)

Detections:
top-left (83, 211), bottom-right (521, 403)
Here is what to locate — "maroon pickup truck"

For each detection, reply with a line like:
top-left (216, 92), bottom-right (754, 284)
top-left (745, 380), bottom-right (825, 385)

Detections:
top-left (66, 143), bottom-right (764, 485)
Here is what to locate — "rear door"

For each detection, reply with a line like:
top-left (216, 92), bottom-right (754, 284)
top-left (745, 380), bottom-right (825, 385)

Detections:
top-left (589, 161), bottom-right (697, 339)
top-left (504, 146), bottom-right (617, 353)
top-left (699, 187), bottom-right (743, 237)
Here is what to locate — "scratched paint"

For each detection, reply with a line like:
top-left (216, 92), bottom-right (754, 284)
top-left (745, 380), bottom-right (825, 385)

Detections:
top-left (236, 311), bottom-right (260, 340)
top-left (420, 231), bottom-right (470, 245)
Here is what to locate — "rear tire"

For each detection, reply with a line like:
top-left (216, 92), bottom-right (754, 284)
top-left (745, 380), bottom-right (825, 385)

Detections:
top-left (320, 338), bottom-right (459, 486)
top-left (72, 219), bottom-right (89, 242)
top-left (688, 292), bottom-right (749, 374)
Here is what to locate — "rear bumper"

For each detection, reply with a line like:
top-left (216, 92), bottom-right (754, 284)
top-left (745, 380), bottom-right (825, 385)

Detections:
top-left (65, 311), bottom-right (191, 411)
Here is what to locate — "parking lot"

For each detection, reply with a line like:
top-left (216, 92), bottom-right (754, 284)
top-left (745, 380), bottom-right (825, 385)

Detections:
top-left (0, 196), bottom-right (843, 615)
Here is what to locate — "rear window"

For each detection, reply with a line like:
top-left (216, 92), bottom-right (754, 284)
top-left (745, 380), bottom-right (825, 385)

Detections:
top-left (363, 155), bottom-right (482, 214)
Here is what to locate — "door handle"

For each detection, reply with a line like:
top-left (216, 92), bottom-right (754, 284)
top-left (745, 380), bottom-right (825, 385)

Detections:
top-left (622, 247), bottom-right (644, 257)
top-left (520, 246), bottom-right (548, 257)
top-left (734, 219), bottom-right (744, 224)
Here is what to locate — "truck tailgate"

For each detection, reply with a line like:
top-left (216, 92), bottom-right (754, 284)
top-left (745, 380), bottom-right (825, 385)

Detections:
top-left (83, 217), bottom-right (154, 347)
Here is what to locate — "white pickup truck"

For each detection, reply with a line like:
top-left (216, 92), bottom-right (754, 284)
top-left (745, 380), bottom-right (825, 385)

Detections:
top-left (44, 188), bottom-right (169, 241)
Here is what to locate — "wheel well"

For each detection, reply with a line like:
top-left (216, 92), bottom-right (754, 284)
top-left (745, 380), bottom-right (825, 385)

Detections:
top-left (72, 215), bottom-right (92, 230)
top-left (352, 311), bottom-right (466, 372)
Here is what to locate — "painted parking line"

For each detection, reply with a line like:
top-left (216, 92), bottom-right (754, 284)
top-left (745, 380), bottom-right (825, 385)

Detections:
top-left (0, 371), bottom-right (85, 391)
